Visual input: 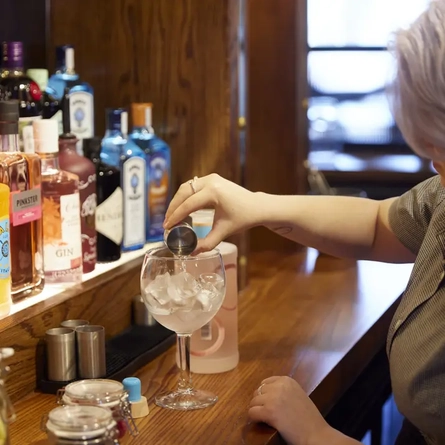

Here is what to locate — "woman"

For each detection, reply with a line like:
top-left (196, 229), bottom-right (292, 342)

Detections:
top-left (164, 1), bottom-right (445, 444)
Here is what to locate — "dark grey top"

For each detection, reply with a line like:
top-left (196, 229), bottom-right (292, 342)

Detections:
top-left (388, 175), bottom-right (445, 445)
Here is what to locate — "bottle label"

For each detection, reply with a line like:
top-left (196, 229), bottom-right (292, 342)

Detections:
top-left (10, 187), bottom-right (42, 226)
top-left (69, 91), bottom-right (94, 140)
top-left (43, 193), bottom-right (82, 273)
top-left (96, 187), bottom-right (123, 246)
top-left (0, 217), bottom-right (10, 280)
top-left (148, 152), bottom-right (170, 239)
top-left (19, 116), bottom-right (42, 153)
top-left (79, 175), bottom-right (97, 269)
top-left (51, 109), bottom-right (63, 135)
top-left (123, 157), bottom-right (146, 248)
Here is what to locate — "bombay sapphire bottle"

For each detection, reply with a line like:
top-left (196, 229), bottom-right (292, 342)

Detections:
top-left (101, 108), bottom-right (146, 252)
top-left (47, 45), bottom-right (94, 145)
top-left (130, 103), bottom-right (171, 242)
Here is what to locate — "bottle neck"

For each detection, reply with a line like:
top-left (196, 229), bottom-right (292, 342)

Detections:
top-left (40, 153), bottom-right (60, 173)
top-left (104, 128), bottom-right (123, 138)
top-left (0, 134), bottom-right (20, 152)
top-left (59, 136), bottom-right (78, 154)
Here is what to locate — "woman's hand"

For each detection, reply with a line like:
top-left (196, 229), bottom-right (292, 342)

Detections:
top-left (164, 174), bottom-right (261, 252)
top-left (248, 376), bottom-right (354, 445)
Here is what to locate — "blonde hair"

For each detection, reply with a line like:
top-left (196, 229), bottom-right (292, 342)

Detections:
top-left (389, 0), bottom-right (445, 157)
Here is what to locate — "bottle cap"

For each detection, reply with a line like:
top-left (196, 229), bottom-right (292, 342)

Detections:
top-left (0, 101), bottom-right (19, 135)
top-left (0, 101), bottom-right (19, 122)
top-left (131, 103), bottom-right (153, 128)
top-left (83, 137), bottom-right (102, 157)
top-left (122, 377), bottom-right (142, 403)
top-left (26, 69), bottom-right (49, 91)
top-left (33, 120), bottom-right (59, 153)
top-left (191, 209), bottom-right (215, 239)
top-left (56, 45), bottom-right (75, 72)
top-left (1, 42), bottom-right (23, 69)
top-left (106, 108), bottom-right (125, 133)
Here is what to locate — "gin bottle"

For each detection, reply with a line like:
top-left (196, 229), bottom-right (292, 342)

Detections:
top-left (47, 45), bottom-right (94, 145)
top-left (101, 108), bottom-right (146, 252)
top-left (0, 100), bottom-right (44, 299)
top-left (0, 42), bottom-right (42, 153)
top-left (130, 103), bottom-right (171, 242)
top-left (58, 89), bottom-right (97, 273)
top-left (83, 137), bottom-right (122, 262)
top-left (34, 119), bottom-right (83, 284)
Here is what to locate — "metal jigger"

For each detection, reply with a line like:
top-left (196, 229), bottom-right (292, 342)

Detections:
top-left (164, 220), bottom-right (197, 257)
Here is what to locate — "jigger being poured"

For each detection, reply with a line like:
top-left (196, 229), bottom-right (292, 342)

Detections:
top-left (164, 217), bottom-right (198, 256)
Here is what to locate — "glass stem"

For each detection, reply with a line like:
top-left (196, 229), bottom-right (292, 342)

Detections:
top-left (177, 334), bottom-right (192, 392)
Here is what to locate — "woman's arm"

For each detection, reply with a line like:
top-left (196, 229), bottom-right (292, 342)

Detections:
top-left (257, 193), bottom-right (415, 263)
top-left (165, 174), bottom-right (416, 263)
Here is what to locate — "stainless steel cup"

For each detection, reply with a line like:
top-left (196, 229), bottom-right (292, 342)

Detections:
top-left (75, 325), bottom-right (107, 379)
top-left (61, 319), bottom-right (90, 329)
top-left (45, 327), bottom-right (76, 382)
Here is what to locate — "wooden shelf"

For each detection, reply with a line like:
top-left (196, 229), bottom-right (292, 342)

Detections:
top-left (1, 243), bottom-right (162, 403)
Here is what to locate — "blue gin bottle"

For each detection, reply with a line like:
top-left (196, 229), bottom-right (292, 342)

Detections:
top-left (130, 103), bottom-right (171, 242)
top-left (101, 108), bottom-right (146, 252)
top-left (47, 45), bottom-right (94, 143)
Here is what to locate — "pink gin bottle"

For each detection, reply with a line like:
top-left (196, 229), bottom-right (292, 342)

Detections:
top-left (187, 210), bottom-right (240, 374)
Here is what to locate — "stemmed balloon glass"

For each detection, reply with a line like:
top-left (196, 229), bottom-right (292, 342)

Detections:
top-left (140, 246), bottom-right (226, 410)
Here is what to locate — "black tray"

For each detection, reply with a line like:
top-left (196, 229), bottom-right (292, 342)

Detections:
top-left (36, 324), bottom-right (176, 394)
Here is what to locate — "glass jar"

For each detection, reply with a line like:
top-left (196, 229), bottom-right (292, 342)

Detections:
top-left (0, 348), bottom-right (16, 445)
top-left (44, 405), bottom-right (118, 445)
top-left (57, 379), bottom-right (137, 439)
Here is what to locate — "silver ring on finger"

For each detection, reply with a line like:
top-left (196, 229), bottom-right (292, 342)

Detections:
top-left (188, 176), bottom-right (198, 194)
top-left (257, 383), bottom-right (265, 396)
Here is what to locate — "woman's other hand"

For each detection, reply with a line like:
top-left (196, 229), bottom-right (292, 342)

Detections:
top-left (164, 174), bottom-right (260, 253)
top-left (248, 376), bottom-right (357, 445)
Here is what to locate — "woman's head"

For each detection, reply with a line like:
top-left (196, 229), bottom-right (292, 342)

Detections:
top-left (390, 0), bottom-right (445, 161)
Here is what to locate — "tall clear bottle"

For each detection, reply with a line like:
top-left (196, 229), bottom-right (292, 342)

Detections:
top-left (83, 137), bottom-right (122, 263)
top-left (101, 108), bottom-right (146, 252)
top-left (58, 89), bottom-right (97, 274)
top-left (33, 119), bottom-right (82, 284)
top-left (0, 100), bottom-right (44, 300)
top-left (47, 45), bottom-right (94, 146)
top-left (130, 103), bottom-right (171, 242)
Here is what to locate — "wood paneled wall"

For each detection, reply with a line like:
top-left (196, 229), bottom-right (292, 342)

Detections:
top-left (0, 0), bottom-right (47, 68)
top-left (246, 0), bottom-right (309, 251)
top-left (48, 0), bottom-right (241, 190)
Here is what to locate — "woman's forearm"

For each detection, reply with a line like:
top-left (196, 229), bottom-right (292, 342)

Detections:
top-left (255, 193), bottom-right (379, 259)
top-left (254, 193), bottom-right (413, 263)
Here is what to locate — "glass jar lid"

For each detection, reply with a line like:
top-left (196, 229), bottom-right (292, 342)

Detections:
top-left (47, 405), bottom-right (115, 439)
top-left (63, 379), bottom-right (124, 407)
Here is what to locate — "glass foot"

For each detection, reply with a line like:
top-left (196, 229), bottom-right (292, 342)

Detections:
top-left (155, 388), bottom-right (218, 410)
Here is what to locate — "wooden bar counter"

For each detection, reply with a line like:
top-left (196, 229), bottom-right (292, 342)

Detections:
top-left (9, 249), bottom-right (412, 445)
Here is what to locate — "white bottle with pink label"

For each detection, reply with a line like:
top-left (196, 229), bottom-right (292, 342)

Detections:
top-left (183, 210), bottom-right (239, 374)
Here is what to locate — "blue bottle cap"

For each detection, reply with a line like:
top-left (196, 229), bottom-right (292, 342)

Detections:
top-left (122, 377), bottom-right (142, 403)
